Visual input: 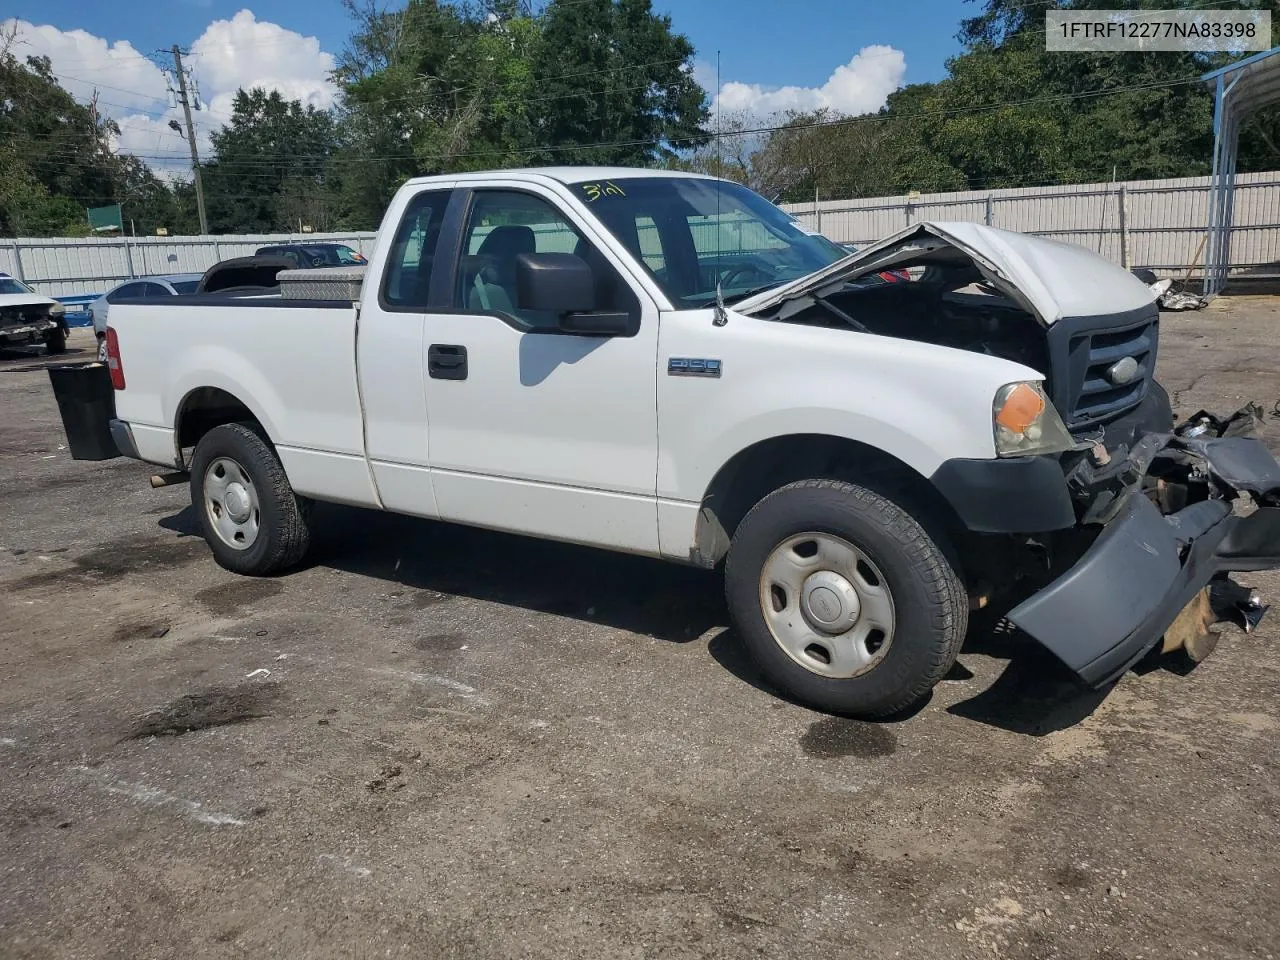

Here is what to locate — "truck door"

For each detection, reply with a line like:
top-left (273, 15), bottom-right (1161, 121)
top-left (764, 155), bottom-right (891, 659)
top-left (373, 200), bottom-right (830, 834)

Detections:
top-left (356, 185), bottom-right (455, 517)
top-left (422, 185), bottom-right (661, 555)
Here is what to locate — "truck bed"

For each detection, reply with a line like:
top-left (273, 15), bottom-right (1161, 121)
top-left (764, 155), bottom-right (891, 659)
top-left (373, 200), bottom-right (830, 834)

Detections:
top-left (108, 298), bottom-right (378, 507)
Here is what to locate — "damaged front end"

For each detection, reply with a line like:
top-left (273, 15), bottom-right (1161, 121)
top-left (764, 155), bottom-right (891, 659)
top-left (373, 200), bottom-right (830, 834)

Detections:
top-left (1009, 405), bottom-right (1280, 687)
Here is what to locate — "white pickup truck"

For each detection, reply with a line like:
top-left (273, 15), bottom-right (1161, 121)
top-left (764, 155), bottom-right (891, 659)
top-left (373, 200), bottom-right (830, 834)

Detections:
top-left (103, 167), bottom-right (1280, 716)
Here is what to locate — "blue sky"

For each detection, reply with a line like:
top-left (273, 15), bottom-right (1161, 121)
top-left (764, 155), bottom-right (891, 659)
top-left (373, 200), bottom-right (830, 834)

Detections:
top-left (3, 0), bottom-right (973, 168)
top-left (6, 0), bottom-right (970, 88)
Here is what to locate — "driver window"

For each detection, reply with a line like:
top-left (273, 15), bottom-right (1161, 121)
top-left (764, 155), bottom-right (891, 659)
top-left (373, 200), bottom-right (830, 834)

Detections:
top-left (458, 191), bottom-right (594, 328)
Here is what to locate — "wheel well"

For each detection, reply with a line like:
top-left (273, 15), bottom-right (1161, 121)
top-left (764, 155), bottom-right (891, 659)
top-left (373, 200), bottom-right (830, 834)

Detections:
top-left (692, 434), bottom-right (962, 568)
top-left (175, 387), bottom-right (266, 465)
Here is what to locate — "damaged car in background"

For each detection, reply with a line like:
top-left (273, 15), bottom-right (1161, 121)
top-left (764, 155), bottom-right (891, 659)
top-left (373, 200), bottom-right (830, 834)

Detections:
top-left (0, 272), bottom-right (68, 354)
top-left (98, 170), bottom-right (1280, 717)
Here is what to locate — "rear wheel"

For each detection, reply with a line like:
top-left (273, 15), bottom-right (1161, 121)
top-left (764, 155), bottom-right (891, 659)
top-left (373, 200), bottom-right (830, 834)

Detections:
top-left (190, 423), bottom-right (310, 575)
top-left (725, 478), bottom-right (966, 717)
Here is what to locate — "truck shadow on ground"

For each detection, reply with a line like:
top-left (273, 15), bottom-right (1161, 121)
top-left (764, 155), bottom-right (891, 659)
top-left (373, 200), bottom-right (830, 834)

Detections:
top-left (0, 344), bottom-right (92, 370)
top-left (160, 502), bottom-right (1114, 733)
top-left (943, 611), bottom-right (1113, 735)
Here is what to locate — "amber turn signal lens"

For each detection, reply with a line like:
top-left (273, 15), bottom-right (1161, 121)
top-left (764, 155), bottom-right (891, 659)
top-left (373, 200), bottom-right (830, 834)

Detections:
top-left (995, 382), bottom-right (1045, 434)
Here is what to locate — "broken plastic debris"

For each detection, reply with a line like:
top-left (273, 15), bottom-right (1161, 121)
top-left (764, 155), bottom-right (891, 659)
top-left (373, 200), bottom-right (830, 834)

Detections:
top-left (245, 668), bottom-right (271, 680)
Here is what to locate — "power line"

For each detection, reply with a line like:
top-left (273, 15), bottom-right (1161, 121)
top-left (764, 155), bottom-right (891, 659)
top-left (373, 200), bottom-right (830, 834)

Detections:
top-left (19, 69), bottom-right (1216, 178)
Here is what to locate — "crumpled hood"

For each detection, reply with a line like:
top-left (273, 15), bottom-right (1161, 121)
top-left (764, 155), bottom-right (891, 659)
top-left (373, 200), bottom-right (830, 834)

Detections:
top-left (0, 292), bottom-right (58, 311)
top-left (736, 221), bottom-right (1156, 325)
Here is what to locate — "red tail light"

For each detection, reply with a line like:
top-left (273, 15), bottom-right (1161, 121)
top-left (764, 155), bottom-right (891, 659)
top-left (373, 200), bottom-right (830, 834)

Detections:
top-left (105, 326), bottom-right (125, 390)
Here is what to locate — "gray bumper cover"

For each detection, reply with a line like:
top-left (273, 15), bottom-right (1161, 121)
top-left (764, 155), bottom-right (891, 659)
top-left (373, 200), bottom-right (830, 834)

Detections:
top-left (1008, 436), bottom-right (1280, 687)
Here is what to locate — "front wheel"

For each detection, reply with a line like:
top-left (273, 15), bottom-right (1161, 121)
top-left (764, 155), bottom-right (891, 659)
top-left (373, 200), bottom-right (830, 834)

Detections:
top-left (190, 423), bottom-right (311, 575)
top-left (725, 479), bottom-right (967, 717)
top-left (44, 327), bottom-right (67, 354)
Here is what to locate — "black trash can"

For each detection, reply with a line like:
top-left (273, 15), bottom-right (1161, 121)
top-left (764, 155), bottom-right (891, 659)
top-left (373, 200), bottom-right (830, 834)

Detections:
top-left (48, 363), bottom-right (119, 461)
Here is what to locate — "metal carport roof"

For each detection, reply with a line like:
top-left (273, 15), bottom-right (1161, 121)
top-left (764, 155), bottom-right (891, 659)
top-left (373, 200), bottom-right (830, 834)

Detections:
top-left (1204, 47), bottom-right (1280, 295)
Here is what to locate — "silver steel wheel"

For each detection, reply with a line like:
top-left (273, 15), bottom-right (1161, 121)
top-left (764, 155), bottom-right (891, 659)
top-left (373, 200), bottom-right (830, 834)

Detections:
top-left (203, 456), bottom-right (261, 551)
top-left (758, 532), bottom-right (896, 679)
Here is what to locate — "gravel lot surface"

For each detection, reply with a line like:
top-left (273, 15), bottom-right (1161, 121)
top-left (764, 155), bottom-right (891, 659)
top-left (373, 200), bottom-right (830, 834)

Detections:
top-left (2, 307), bottom-right (1278, 960)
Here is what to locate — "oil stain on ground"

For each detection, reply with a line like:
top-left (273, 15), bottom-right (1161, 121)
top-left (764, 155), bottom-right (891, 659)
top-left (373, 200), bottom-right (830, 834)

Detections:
top-left (800, 716), bottom-right (897, 759)
top-left (110, 620), bottom-right (171, 643)
top-left (11, 536), bottom-right (204, 590)
top-left (195, 579), bottom-right (283, 616)
top-left (125, 682), bottom-right (282, 739)
top-left (413, 633), bottom-right (469, 652)
top-left (411, 589), bottom-right (454, 609)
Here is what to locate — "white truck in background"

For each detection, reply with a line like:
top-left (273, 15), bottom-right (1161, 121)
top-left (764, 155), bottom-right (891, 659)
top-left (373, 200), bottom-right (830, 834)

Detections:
top-left (103, 167), bottom-right (1280, 716)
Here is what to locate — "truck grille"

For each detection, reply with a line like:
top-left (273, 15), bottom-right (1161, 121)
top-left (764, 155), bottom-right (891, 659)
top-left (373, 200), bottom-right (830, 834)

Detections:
top-left (1059, 316), bottom-right (1157, 430)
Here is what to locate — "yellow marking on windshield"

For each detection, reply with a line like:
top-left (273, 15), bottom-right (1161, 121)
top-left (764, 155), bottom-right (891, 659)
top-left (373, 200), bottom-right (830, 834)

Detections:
top-left (581, 181), bottom-right (626, 202)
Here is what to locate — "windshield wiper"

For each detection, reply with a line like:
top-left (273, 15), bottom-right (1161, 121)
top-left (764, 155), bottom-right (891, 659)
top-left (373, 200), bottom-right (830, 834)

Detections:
top-left (687, 279), bottom-right (788, 308)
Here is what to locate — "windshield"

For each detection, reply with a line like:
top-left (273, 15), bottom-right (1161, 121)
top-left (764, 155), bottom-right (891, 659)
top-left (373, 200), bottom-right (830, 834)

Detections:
top-left (571, 176), bottom-right (847, 308)
top-left (0, 277), bottom-right (35, 295)
top-left (171, 280), bottom-right (200, 294)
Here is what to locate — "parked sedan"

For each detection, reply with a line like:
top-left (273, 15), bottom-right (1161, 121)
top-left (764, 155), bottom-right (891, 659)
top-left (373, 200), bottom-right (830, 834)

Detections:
top-left (254, 243), bottom-right (367, 268)
top-left (89, 274), bottom-right (204, 336)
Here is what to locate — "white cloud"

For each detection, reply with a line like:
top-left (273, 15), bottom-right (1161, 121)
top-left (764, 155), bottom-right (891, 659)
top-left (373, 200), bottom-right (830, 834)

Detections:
top-left (3, 9), bottom-right (337, 179)
top-left (1, 21), bottom-right (169, 110)
top-left (706, 46), bottom-right (907, 120)
top-left (191, 10), bottom-right (337, 115)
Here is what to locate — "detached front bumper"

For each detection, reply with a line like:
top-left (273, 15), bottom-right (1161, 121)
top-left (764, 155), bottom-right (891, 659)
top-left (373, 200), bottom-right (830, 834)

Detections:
top-left (1008, 432), bottom-right (1280, 687)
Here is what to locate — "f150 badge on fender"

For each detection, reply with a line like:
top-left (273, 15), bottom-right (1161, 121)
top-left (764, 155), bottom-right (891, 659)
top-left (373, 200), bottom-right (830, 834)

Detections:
top-left (668, 358), bottom-right (722, 378)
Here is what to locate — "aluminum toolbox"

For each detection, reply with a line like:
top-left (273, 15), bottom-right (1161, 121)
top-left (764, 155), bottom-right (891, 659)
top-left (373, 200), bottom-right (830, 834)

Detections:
top-left (277, 265), bottom-right (366, 301)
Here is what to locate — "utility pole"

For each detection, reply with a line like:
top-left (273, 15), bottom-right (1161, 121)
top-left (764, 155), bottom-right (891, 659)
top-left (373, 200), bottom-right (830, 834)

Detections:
top-left (170, 45), bottom-right (208, 235)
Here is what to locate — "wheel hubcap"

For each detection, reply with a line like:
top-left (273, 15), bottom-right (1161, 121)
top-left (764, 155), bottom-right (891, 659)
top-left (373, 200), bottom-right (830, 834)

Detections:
top-left (801, 570), bottom-right (861, 633)
top-left (204, 457), bottom-right (260, 551)
top-left (758, 532), bottom-right (896, 679)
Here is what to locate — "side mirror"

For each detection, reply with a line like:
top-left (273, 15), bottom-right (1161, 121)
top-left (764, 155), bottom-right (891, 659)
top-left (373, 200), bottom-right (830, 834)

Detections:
top-left (515, 252), bottom-right (598, 314)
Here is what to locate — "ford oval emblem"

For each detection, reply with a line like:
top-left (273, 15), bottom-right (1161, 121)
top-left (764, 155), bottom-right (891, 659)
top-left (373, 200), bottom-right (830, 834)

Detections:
top-left (1106, 356), bottom-right (1140, 385)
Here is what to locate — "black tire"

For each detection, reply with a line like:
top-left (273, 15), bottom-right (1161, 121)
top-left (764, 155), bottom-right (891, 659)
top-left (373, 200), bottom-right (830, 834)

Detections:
top-left (189, 422), bottom-right (311, 575)
top-left (44, 327), bottom-right (67, 354)
top-left (725, 478), bottom-right (967, 717)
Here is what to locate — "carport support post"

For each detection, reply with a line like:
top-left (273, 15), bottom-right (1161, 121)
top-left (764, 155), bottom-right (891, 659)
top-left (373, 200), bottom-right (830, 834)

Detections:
top-left (1118, 185), bottom-right (1129, 268)
top-left (122, 237), bottom-right (136, 279)
top-left (8, 241), bottom-right (26, 282)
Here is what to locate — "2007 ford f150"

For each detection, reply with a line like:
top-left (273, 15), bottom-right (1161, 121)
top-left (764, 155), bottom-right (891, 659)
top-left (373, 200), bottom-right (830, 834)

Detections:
top-left (102, 167), bottom-right (1280, 716)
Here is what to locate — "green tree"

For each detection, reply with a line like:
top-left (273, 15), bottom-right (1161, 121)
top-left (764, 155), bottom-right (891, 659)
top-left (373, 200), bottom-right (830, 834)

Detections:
top-left (331, 0), bottom-right (709, 227)
top-left (528, 0), bottom-right (707, 165)
top-left (0, 39), bottom-right (191, 236)
top-left (200, 88), bottom-right (338, 233)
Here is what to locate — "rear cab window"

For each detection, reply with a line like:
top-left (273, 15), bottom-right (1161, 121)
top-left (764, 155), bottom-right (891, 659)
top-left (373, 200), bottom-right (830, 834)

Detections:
top-left (381, 190), bottom-right (454, 309)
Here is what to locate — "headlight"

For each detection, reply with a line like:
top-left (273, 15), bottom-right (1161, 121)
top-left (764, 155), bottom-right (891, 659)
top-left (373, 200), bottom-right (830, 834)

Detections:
top-left (992, 381), bottom-right (1075, 457)
top-left (49, 302), bottom-right (65, 317)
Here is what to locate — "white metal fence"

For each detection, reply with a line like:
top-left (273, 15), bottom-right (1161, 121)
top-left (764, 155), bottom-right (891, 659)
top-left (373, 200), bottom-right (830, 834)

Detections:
top-left (781, 170), bottom-right (1280, 281)
top-left (0, 231), bottom-right (377, 296)
top-left (6, 170), bottom-right (1280, 295)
